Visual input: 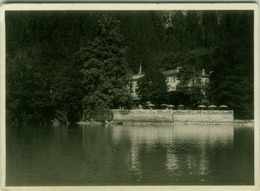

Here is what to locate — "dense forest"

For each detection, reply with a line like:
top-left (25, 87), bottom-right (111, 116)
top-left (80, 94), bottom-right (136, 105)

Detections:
top-left (6, 10), bottom-right (254, 124)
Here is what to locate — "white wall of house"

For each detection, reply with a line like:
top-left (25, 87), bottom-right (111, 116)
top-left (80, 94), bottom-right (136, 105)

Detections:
top-left (166, 76), bottom-right (180, 91)
top-left (131, 67), bottom-right (210, 100)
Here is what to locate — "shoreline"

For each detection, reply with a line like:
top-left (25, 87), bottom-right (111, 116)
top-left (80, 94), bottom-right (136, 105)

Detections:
top-left (77, 121), bottom-right (103, 125)
top-left (112, 109), bottom-right (234, 123)
top-left (76, 119), bottom-right (254, 127)
top-left (233, 119), bottom-right (254, 127)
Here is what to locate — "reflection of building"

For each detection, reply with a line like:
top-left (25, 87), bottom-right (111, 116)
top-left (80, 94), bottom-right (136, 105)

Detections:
top-left (131, 65), bottom-right (210, 100)
top-left (111, 124), bottom-right (234, 180)
top-left (111, 124), bottom-right (234, 146)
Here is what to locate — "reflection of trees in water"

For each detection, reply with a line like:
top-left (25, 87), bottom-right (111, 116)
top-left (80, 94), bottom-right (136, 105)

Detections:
top-left (111, 124), bottom-right (234, 145)
top-left (50, 124), bottom-right (234, 184)
top-left (111, 124), bottom-right (234, 182)
top-left (8, 123), bottom-right (252, 185)
top-left (164, 146), bottom-right (210, 182)
top-left (130, 142), bottom-right (141, 177)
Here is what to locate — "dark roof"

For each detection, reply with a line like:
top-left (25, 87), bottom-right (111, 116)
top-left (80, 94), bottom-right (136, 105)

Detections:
top-left (162, 69), bottom-right (178, 77)
top-left (194, 70), bottom-right (210, 78)
top-left (132, 68), bottom-right (209, 79)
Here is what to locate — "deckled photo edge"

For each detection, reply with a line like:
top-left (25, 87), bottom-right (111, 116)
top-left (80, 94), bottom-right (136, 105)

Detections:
top-left (0, 3), bottom-right (259, 191)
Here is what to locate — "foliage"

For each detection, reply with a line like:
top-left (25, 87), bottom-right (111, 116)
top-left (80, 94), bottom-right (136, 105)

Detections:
top-left (161, 89), bottom-right (205, 109)
top-left (6, 12), bottom-right (86, 124)
top-left (137, 66), bottom-right (167, 105)
top-left (6, 10), bottom-right (254, 122)
top-left (208, 11), bottom-right (254, 119)
top-left (83, 108), bottom-right (113, 123)
top-left (80, 14), bottom-right (132, 116)
top-left (175, 65), bottom-right (208, 107)
top-left (176, 65), bottom-right (195, 89)
top-left (6, 46), bottom-right (56, 124)
top-left (53, 55), bottom-right (85, 124)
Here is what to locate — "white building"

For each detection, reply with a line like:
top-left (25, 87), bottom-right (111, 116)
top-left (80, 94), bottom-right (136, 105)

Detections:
top-left (131, 66), bottom-right (210, 100)
top-left (162, 67), bottom-right (181, 92)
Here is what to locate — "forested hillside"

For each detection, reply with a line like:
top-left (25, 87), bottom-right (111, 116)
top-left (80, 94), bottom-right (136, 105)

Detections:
top-left (6, 10), bottom-right (254, 124)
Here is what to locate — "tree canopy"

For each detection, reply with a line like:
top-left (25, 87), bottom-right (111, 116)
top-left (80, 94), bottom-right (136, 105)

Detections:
top-left (137, 66), bottom-right (167, 105)
top-left (80, 14), bottom-right (132, 121)
top-left (6, 10), bottom-right (254, 123)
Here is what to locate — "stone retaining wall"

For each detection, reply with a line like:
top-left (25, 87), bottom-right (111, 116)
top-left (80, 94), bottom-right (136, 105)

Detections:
top-left (112, 109), bottom-right (234, 123)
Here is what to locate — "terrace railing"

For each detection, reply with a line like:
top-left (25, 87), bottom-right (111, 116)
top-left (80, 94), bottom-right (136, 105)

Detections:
top-left (112, 109), bottom-right (233, 115)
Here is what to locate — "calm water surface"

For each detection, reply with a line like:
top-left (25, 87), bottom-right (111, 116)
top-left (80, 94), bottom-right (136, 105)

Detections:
top-left (6, 123), bottom-right (254, 186)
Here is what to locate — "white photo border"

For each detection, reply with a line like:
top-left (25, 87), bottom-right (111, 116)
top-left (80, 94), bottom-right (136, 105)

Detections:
top-left (0, 3), bottom-right (259, 191)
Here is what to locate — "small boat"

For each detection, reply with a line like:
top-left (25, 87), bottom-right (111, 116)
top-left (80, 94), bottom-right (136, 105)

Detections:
top-left (105, 120), bottom-right (123, 125)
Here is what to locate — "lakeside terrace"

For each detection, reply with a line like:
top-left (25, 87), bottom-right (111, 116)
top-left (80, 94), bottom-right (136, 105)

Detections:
top-left (112, 109), bottom-right (234, 123)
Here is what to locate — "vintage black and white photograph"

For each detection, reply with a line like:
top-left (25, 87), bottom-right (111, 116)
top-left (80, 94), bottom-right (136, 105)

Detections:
top-left (2, 4), bottom-right (258, 188)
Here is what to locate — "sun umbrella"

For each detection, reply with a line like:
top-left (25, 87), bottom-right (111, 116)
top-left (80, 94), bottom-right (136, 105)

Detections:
top-left (160, 104), bottom-right (167, 107)
top-left (147, 103), bottom-right (155, 107)
top-left (177, 104), bottom-right (185, 110)
top-left (167, 104), bottom-right (175, 108)
top-left (219, 105), bottom-right (228, 108)
top-left (208, 105), bottom-right (217, 110)
top-left (198, 105), bottom-right (206, 108)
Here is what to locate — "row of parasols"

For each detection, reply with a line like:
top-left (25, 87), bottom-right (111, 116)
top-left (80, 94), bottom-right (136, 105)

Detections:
top-left (146, 103), bottom-right (228, 109)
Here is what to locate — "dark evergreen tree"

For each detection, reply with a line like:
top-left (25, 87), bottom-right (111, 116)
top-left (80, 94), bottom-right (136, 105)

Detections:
top-left (137, 66), bottom-right (167, 105)
top-left (5, 10), bottom-right (254, 123)
top-left (6, 45), bottom-right (56, 124)
top-left (80, 14), bottom-right (132, 121)
top-left (208, 11), bottom-right (254, 119)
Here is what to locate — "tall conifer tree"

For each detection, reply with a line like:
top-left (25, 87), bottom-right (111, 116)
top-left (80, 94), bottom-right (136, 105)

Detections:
top-left (81, 14), bottom-right (132, 115)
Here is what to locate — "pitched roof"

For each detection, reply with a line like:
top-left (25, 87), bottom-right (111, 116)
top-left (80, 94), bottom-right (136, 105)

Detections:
top-left (162, 69), bottom-right (178, 77)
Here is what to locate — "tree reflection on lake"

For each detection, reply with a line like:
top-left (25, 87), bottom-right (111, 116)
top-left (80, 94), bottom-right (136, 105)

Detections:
top-left (6, 123), bottom-right (253, 186)
top-left (111, 124), bottom-right (235, 184)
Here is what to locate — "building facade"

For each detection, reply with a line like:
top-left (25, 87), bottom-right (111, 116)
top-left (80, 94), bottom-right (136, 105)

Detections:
top-left (131, 66), bottom-right (210, 100)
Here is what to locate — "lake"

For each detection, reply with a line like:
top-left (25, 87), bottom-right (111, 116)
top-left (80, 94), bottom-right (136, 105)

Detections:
top-left (6, 123), bottom-right (254, 186)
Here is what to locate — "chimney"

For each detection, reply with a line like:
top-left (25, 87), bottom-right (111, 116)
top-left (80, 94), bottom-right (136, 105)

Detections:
top-left (138, 60), bottom-right (142, 74)
top-left (202, 69), bottom-right (205, 75)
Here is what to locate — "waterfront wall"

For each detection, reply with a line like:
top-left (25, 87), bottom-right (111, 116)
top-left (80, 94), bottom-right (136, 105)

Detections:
top-left (112, 109), bottom-right (234, 123)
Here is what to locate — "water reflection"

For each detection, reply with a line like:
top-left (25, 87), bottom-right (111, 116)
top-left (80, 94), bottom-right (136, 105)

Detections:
top-left (110, 124), bottom-right (234, 183)
top-left (7, 123), bottom-right (254, 186)
top-left (111, 124), bottom-right (234, 144)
